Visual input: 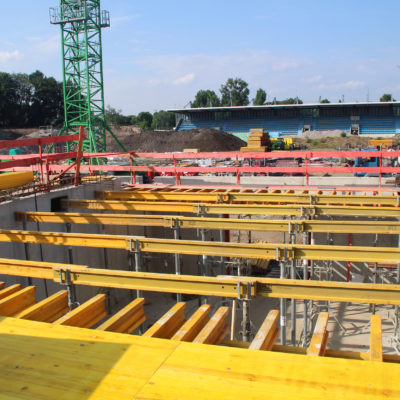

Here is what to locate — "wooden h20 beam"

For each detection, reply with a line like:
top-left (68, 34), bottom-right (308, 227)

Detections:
top-left (97, 190), bottom-right (400, 207)
top-left (65, 199), bottom-right (400, 218)
top-left (17, 211), bottom-right (400, 234)
top-left (2, 228), bottom-right (400, 264)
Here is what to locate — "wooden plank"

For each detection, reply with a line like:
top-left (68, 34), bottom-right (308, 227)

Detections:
top-left (16, 290), bottom-right (69, 322)
top-left (172, 304), bottom-right (211, 342)
top-left (307, 312), bottom-right (329, 356)
top-left (0, 282), bottom-right (4, 290)
top-left (0, 283), bottom-right (21, 300)
top-left (0, 286), bottom-right (36, 316)
top-left (193, 306), bottom-right (229, 345)
top-left (135, 340), bottom-right (400, 400)
top-left (249, 309), bottom-right (279, 351)
top-left (370, 314), bottom-right (383, 362)
top-left (54, 294), bottom-right (107, 328)
top-left (143, 302), bottom-right (186, 339)
top-left (97, 298), bottom-right (145, 333)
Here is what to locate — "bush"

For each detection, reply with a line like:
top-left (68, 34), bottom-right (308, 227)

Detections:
top-left (320, 138), bottom-right (327, 143)
top-left (312, 140), bottom-right (318, 146)
top-left (306, 138), bottom-right (312, 143)
top-left (340, 132), bottom-right (347, 138)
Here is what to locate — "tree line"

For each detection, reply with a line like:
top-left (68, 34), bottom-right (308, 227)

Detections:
top-left (0, 71), bottom-right (397, 130)
top-left (0, 70), bottom-right (64, 128)
top-left (190, 77), bottom-right (397, 107)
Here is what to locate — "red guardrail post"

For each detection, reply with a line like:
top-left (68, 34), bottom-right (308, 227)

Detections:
top-left (236, 154), bottom-right (240, 185)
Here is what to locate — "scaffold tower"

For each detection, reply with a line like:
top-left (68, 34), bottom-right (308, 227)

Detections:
top-left (49, 0), bottom-right (125, 160)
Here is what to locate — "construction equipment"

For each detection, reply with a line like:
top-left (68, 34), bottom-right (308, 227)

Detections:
top-left (49, 0), bottom-right (126, 162)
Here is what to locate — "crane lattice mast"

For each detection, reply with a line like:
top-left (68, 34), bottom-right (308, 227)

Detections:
top-left (49, 0), bottom-right (125, 160)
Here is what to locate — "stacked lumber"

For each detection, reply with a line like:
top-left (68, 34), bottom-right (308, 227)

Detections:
top-left (240, 129), bottom-right (270, 152)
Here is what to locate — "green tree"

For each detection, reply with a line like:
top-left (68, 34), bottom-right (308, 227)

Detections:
top-left (192, 90), bottom-right (220, 108)
top-left (28, 71), bottom-right (63, 126)
top-left (220, 78), bottom-right (250, 106)
top-left (380, 93), bottom-right (394, 102)
top-left (276, 97), bottom-right (303, 105)
top-left (137, 111), bottom-right (153, 130)
top-left (253, 88), bottom-right (267, 105)
top-left (320, 98), bottom-right (330, 103)
top-left (152, 110), bottom-right (175, 130)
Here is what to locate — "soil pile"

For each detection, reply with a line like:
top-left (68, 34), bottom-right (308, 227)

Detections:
top-left (107, 127), bottom-right (246, 152)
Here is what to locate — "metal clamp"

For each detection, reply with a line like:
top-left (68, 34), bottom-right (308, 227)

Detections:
top-left (237, 281), bottom-right (253, 300)
top-left (127, 238), bottom-right (141, 253)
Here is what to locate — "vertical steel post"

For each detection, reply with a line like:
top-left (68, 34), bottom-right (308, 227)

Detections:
top-left (280, 260), bottom-right (287, 345)
top-left (173, 219), bottom-right (182, 302)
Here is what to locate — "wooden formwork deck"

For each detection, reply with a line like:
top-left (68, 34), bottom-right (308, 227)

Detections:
top-left (0, 316), bottom-right (399, 399)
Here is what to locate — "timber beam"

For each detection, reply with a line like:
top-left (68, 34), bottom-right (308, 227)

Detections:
top-left (96, 189), bottom-right (400, 207)
top-left (0, 260), bottom-right (400, 304)
top-left (52, 267), bottom-right (400, 305)
top-left (16, 211), bottom-right (400, 234)
top-left (65, 199), bottom-right (400, 218)
top-left (1, 229), bottom-right (400, 263)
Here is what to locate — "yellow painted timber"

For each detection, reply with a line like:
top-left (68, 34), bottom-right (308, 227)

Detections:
top-left (54, 294), bottom-right (107, 328)
top-left (0, 283), bottom-right (21, 300)
top-left (66, 199), bottom-right (400, 217)
top-left (19, 211), bottom-right (400, 234)
top-left (0, 316), bottom-right (181, 399)
top-left (0, 257), bottom-right (87, 280)
top-left (15, 290), bottom-right (69, 322)
top-left (53, 266), bottom-right (400, 304)
top-left (171, 304), bottom-right (211, 342)
top-left (97, 298), bottom-right (145, 333)
top-left (0, 286), bottom-right (36, 316)
top-left (143, 302), bottom-right (186, 339)
top-left (193, 306), bottom-right (229, 345)
top-left (0, 282), bottom-right (3, 290)
top-left (370, 314), bottom-right (383, 362)
top-left (307, 312), bottom-right (329, 356)
top-left (0, 317), bottom-right (400, 398)
top-left (3, 228), bottom-right (400, 263)
top-left (0, 171), bottom-right (34, 190)
top-left (248, 309), bottom-right (279, 351)
top-left (97, 189), bottom-right (400, 207)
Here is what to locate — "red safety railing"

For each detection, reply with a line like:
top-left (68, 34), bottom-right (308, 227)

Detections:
top-left (2, 148), bottom-right (400, 187)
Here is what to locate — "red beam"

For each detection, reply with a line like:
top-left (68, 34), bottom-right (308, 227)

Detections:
top-left (0, 134), bottom-right (80, 150)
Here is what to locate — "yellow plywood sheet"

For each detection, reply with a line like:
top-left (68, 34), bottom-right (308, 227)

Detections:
top-left (135, 342), bottom-right (400, 400)
top-left (0, 317), bottom-right (179, 400)
top-left (0, 317), bottom-right (399, 399)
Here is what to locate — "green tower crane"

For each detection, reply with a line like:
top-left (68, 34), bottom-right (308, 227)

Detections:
top-left (49, 0), bottom-right (125, 162)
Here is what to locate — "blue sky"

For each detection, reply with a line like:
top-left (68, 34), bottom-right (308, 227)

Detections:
top-left (1, 0), bottom-right (400, 114)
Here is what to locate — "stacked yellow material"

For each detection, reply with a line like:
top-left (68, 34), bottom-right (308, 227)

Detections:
top-left (240, 129), bottom-right (270, 152)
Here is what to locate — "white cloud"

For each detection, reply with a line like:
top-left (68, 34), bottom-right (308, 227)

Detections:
top-left (173, 73), bottom-right (195, 85)
top-left (272, 60), bottom-right (301, 71)
top-left (319, 80), bottom-right (365, 90)
top-left (0, 50), bottom-right (22, 63)
top-left (304, 75), bottom-right (323, 83)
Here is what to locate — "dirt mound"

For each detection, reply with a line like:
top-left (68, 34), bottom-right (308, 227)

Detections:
top-left (107, 127), bottom-right (246, 152)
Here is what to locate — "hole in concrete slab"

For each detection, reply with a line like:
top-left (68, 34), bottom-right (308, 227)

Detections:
top-left (51, 195), bottom-right (68, 212)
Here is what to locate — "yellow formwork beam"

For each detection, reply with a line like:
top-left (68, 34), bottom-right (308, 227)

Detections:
top-left (0, 258), bottom-right (87, 280)
top-left (17, 211), bottom-right (400, 234)
top-left (1, 229), bottom-right (400, 263)
top-left (52, 267), bottom-right (400, 305)
top-left (65, 199), bottom-right (400, 218)
top-left (0, 171), bottom-right (34, 190)
top-left (0, 259), bottom-right (400, 304)
top-left (97, 189), bottom-right (400, 207)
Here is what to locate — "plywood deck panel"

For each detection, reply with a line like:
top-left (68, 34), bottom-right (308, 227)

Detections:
top-left (0, 317), bottom-right (399, 399)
